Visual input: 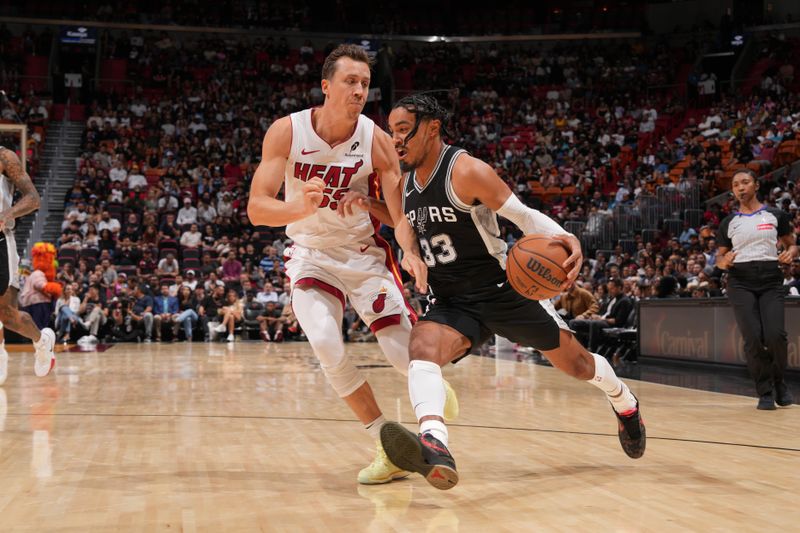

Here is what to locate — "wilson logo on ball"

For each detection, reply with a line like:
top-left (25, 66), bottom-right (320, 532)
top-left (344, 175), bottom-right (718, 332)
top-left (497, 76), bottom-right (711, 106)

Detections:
top-left (525, 258), bottom-right (563, 288)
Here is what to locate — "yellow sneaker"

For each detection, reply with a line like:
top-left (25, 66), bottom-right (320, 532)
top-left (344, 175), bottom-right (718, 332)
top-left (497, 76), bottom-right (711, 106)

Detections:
top-left (443, 379), bottom-right (459, 423)
top-left (357, 441), bottom-right (410, 485)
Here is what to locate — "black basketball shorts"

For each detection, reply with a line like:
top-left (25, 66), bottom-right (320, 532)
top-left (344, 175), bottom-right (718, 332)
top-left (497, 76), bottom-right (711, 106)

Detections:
top-left (420, 280), bottom-right (570, 355)
top-left (0, 232), bottom-right (19, 296)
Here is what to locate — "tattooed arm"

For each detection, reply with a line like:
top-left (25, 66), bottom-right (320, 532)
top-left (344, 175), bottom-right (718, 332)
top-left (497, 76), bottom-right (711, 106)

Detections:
top-left (0, 147), bottom-right (41, 231)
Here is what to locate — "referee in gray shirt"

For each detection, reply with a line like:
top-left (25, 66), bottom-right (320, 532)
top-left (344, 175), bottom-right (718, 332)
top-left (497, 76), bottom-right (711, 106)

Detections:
top-left (716, 170), bottom-right (799, 410)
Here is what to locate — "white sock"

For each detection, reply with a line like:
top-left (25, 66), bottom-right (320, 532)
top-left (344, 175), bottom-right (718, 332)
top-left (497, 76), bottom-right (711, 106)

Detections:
top-left (409, 360), bottom-right (448, 446)
top-left (587, 353), bottom-right (637, 413)
top-left (364, 414), bottom-right (386, 441)
top-left (420, 419), bottom-right (448, 447)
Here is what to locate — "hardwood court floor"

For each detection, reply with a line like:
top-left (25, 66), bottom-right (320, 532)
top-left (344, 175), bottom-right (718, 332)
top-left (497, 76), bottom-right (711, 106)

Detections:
top-left (0, 341), bottom-right (798, 532)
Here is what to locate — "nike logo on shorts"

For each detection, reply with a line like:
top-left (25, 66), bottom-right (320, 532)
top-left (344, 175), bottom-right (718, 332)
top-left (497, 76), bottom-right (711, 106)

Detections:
top-left (301, 149), bottom-right (320, 155)
top-left (360, 245), bottom-right (369, 253)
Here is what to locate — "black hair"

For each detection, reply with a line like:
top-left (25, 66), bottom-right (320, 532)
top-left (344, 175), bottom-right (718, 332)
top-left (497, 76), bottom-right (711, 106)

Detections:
top-left (731, 168), bottom-right (758, 181)
top-left (392, 92), bottom-right (452, 143)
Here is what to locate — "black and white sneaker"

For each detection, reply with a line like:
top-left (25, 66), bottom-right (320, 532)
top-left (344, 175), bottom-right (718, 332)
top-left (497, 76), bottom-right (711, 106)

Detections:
top-left (613, 395), bottom-right (646, 459)
top-left (380, 422), bottom-right (459, 490)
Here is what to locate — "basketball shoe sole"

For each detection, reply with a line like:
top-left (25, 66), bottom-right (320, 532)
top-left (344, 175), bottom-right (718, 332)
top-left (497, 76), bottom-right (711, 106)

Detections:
top-left (380, 422), bottom-right (458, 490)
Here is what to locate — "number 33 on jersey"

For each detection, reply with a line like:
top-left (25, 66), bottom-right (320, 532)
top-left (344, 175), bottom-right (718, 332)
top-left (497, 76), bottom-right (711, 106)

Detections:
top-left (403, 145), bottom-right (508, 289)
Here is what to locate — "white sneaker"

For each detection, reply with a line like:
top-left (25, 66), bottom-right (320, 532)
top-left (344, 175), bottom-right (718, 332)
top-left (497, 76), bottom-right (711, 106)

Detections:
top-left (215, 324), bottom-right (227, 333)
top-left (226, 334), bottom-right (234, 342)
top-left (34, 328), bottom-right (56, 377)
top-left (0, 345), bottom-right (7, 386)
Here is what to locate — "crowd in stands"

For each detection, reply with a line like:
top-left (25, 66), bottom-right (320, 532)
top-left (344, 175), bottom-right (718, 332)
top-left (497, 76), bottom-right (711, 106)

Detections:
top-left (0, 25), bottom-right (52, 176)
top-left (39, 31), bottom-right (800, 347)
top-left (3, 1), bottom-right (643, 36)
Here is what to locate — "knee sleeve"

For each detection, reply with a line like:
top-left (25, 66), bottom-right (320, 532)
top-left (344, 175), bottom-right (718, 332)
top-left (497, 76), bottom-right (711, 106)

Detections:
top-left (293, 286), bottom-right (365, 397)
top-left (375, 316), bottom-right (412, 376)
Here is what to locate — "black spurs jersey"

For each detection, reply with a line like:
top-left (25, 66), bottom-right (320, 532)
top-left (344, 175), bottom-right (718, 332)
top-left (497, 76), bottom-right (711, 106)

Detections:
top-left (403, 144), bottom-right (507, 296)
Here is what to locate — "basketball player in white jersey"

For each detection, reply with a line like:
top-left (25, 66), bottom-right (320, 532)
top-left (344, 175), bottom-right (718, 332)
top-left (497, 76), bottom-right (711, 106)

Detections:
top-left (0, 146), bottom-right (56, 385)
top-left (247, 44), bottom-right (456, 485)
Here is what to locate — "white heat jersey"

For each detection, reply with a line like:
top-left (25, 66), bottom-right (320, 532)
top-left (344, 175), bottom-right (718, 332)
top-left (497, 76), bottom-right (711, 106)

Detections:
top-left (285, 109), bottom-right (376, 249)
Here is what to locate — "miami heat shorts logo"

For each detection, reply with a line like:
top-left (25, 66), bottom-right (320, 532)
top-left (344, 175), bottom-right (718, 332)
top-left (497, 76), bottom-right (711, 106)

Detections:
top-left (372, 292), bottom-right (387, 313)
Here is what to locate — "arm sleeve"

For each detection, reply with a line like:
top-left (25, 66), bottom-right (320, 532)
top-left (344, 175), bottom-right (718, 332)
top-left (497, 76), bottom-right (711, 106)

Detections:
top-left (716, 215), bottom-right (733, 248)
top-left (495, 194), bottom-right (569, 236)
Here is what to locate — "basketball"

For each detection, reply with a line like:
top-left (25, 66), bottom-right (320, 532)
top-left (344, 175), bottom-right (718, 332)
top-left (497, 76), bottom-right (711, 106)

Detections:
top-left (506, 235), bottom-right (570, 300)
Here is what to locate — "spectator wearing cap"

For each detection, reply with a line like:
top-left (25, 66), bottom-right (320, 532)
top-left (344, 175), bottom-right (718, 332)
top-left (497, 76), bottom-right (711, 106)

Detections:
top-left (180, 223), bottom-right (202, 248)
top-left (177, 197), bottom-right (198, 226)
top-left (183, 270), bottom-right (198, 290)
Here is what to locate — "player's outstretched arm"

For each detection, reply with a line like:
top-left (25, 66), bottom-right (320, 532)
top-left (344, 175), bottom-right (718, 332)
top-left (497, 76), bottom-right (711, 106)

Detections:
top-left (372, 128), bottom-right (428, 293)
top-left (0, 147), bottom-right (40, 230)
top-left (452, 155), bottom-right (582, 285)
top-left (247, 117), bottom-right (324, 227)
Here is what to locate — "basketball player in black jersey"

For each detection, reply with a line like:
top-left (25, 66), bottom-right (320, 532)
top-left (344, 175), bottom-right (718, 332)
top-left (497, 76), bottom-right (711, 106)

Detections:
top-left (377, 94), bottom-right (645, 490)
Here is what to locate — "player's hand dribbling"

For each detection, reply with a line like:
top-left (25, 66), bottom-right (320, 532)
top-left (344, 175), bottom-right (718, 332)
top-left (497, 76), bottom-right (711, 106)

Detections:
top-left (401, 253), bottom-right (428, 294)
top-left (299, 177), bottom-right (325, 217)
top-left (337, 191), bottom-right (371, 218)
top-left (552, 233), bottom-right (582, 289)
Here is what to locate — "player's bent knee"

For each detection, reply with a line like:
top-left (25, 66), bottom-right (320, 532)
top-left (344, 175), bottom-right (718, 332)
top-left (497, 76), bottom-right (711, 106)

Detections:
top-left (320, 357), bottom-right (365, 397)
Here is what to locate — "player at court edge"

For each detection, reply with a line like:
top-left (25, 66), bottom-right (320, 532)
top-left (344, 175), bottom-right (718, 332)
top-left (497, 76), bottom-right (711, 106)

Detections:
top-left (246, 45), bottom-right (457, 485)
top-left (377, 94), bottom-right (646, 490)
top-left (0, 146), bottom-right (56, 385)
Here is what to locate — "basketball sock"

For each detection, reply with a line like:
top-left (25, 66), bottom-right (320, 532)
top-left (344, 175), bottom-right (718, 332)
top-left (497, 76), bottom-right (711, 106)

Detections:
top-left (375, 320), bottom-right (411, 376)
top-left (364, 414), bottom-right (386, 441)
top-left (587, 352), bottom-right (637, 413)
top-left (420, 420), bottom-right (449, 447)
top-left (409, 360), bottom-right (448, 446)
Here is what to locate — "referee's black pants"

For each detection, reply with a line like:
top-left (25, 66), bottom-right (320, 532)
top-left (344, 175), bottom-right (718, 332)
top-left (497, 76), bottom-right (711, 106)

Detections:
top-left (726, 261), bottom-right (788, 396)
